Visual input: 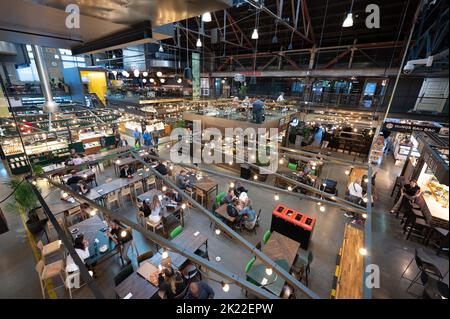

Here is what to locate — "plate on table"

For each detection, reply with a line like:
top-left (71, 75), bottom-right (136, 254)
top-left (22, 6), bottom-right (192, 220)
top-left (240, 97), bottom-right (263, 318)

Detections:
top-left (99, 245), bottom-right (108, 253)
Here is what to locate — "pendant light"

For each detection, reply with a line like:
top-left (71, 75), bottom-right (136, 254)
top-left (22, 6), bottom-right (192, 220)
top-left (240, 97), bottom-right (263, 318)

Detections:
top-left (142, 79), bottom-right (147, 83)
top-left (251, 28), bottom-right (259, 40)
top-left (177, 78), bottom-right (182, 84)
top-left (196, 38), bottom-right (202, 47)
top-left (160, 78), bottom-right (166, 84)
top-left (156, 71), bottom-right (163, 77)
top-left (202, 12), bottom-right (212, 22)
top-left (159, 43), bottom-right (164, 52)
top-left (142, 71), bottom-right (148, 77)
top-left (133, 69), bottom-right (140, 77)
top-left (149, 78), bottom-right (155, 83)
top-left (342, 0), bottom-right (355, 27)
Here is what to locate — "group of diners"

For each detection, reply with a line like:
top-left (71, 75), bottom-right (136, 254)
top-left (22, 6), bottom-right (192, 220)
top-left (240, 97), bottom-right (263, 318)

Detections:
top-left (214, 181), bottom-right (258, 231)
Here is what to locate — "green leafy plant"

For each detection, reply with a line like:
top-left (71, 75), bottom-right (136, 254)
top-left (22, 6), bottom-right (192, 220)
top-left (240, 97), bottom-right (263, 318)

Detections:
top-left (3, 179), bottom-right (40, 216)
top-left (32, 164), bottom-right (44, 175)
top-left (176, 120), bottom-right (186, 128)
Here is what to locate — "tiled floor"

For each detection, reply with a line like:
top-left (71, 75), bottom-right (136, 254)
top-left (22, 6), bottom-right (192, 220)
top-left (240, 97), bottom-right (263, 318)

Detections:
top-left (0, 144), bottom-right (448, 299)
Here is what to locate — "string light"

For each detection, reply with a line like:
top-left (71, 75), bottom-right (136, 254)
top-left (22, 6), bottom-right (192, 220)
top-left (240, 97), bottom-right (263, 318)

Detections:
top-left (222, 282), bottom-right (230, 292)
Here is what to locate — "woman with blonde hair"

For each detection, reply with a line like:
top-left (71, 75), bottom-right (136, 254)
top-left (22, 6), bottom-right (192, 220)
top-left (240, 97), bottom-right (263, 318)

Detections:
top-left (148, 195), bottom-right (164, 223)
top-left (158, 267), bottom-right (187, 298)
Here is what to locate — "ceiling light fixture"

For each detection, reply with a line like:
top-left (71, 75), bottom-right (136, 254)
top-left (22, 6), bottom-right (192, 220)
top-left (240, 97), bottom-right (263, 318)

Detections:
top-left (157, 71), bottom-right (163, 77)
top-left (342, 0), bottom-right (355, 27)
top-left (251, 28), bottom-right (259, 40)
top-left (202, 12), bottom-right (212, 22)
top-left (196, 38), bottom-right (202, 47)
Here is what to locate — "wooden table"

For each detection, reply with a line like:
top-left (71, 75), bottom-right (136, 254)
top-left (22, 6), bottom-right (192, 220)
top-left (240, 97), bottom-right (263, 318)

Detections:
top-left (148, 230), bottom-right (208, 269)
top-left (114, 272), bottom-right (159, 299)
top-left (215, 204), bottom-right (236, 223)
top-left (193, 178), bottom-right (218, 206)
top-left (262, 231), bottom-right (300, 267)
top-left (247, 231), bottom-right (300, 297)
top-left (335, 224), bottom-right (364, 299)
top-left (416, 193), bottom-right (449, 229)
top-left (347, 167), bottom-right (368, 187)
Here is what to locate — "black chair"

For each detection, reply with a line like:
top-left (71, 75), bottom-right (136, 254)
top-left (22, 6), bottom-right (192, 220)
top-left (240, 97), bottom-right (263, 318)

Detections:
top-left (404, 214), bottom-right (432, 243)
top-left (137, 251), bottom-right (154, 266)
top-left (420, 271), bottom-right (449, 299)
top-left (403, 248), bottom-right (444, 294)
top-left (114, 263), bottom-right (134, 286)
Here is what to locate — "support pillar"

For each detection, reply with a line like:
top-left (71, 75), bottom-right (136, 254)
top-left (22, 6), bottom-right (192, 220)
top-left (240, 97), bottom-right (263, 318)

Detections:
top-left (32, 45), bottom-right (59, 114)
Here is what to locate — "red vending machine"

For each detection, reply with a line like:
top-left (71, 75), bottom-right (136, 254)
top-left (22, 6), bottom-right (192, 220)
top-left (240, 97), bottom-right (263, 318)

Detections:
top-left (271, 204), bottom-right (316, 249)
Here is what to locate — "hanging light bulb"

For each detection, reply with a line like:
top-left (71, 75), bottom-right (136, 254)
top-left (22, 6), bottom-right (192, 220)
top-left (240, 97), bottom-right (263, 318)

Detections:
top-left (215, 228), bottom-right (221, 235)
top-left (150, 78), bottom-right (155, 83)
top-left (142, 71), bottom-right (148, 77)
top-left (159, 43), bottom-right (164, 52)
top-left (202, 12), bottom-right (212, 22)
top-left (160, 78), bottom-right (166, 84)
top-left (359, 247), bottom-right (368, 256)
top-left (121, 70), bottom-right (128, 77)
top-left (265, 268), bottom-right (273, 276)
top-left (320, 206), bottom-right (326, 212)
top-left (274, 194), bottom-right (280, 201)
top-left (342, 13), bottom-right (354, 27)
top-left (112, 70), bottom-right (118, 78)
top-left (157, 71), bottom-right (163, 77)
top-left (177, 78), bottom-right (182, 84)
top-left (287, 186), bottom-right (293, 191)
top-left (196, 38), bottom-right (202, 47)
top-left (251, 28), bottom-right (259, 40)
top-left (162, 251), bottom-right (169, 259)
top-left (345, 169), bottom-right (350, 175)
top-left (142, 79), bottom-right (147, 83)
top-left (133, 69), bottom-right (140, 77)
top-left (222, 283), bottom-right (230, 292)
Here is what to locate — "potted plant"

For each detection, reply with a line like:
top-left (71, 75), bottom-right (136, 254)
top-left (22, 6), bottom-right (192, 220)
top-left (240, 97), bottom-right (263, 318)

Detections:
top-left (3, 178), bottom-right (44, 234)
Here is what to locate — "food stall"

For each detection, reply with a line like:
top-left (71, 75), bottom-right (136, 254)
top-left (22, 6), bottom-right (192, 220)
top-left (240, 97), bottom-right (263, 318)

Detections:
top-left (412, 132), bottom-right (449, 228)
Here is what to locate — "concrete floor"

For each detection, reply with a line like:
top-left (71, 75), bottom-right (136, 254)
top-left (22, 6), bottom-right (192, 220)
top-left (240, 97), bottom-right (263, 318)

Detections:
top-left (0, 144), bottom-right (448, 299)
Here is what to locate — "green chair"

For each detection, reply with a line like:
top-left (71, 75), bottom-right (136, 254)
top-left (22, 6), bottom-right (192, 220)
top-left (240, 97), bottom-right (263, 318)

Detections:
top-left (100, 148), bottom-right (108, 153)
top-left (287, 163), bottom-right (297, 171)
top-left (262, 230), bottom-right (272, 244)
top-left (215, 192), bottom-right (226, 206)
top-left (170, 225), bottom-right (183, 239)
top-left (245, 257), bottom-right (256, 273)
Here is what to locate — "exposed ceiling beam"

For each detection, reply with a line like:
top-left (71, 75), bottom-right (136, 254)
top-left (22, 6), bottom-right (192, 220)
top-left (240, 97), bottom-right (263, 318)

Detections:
top-left (245, 0), bottom-right (313, 45)
top-left (301, 0), bottom-right (315, 43)
top-left (322, 48), bottom-right (352, 69)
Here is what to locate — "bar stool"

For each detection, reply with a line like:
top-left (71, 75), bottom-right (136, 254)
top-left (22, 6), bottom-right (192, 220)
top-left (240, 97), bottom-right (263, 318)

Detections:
top-left (133, 181), bottom-right (144, 197)
top-left (120, 187), bottom-right (133, 205)
top-left (106, 192), bottom-right (121, 210)
top-left (35, 259), bottom-right (66, 299)
top-left (36, 239), bottom-right (63, 263)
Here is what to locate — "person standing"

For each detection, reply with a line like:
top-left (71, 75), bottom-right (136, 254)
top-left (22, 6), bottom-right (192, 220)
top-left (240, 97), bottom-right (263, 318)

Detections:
top-left (390, 179), bottom-right (421, 214)
top-left (106, 220), bottom-right (133, 265)
top-left (114, 129), bottom-right (121, 148)
top-left (133, 128), bottom-right (141, 147)
top-left (252, 99), bottom-right (264, 124)
top-left (143, 129), bottom-right (152, 147)
top-left (153, 131), bottom-right (159, 150)
top-left (185, 281), bottom-right (215, 299)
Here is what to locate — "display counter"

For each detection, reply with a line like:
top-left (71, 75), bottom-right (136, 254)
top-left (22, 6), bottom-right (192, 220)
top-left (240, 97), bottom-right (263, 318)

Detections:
top-left (417, 166), bottom-right (449, 228)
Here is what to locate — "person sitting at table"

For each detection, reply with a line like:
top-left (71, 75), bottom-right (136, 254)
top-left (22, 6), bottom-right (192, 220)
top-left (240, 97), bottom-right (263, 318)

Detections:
top-left (227, 198), bottom-right (242, 218)
top-left (67, 170), bottom-right (84, 187)
top-left (238, 205), bottom-right (257, 230)
top-left (238, 191), bottom-right (252, 208)
top-left (165, 188), bottom-right (182, 203)
top-left (176, 170), bottom-right (192, 191)
top-left (139, 199), bottom-right (152, 218)
top-left (155, 161), bottom-right (168, 176)
top-left (185, 281), bottom-right (215, 299)
top-left (66, 234), bottom-right (91, 274)
top-left (72, 154), bottom-right (85, 166)
top-left (119, 164), bottom-right (134, 178)
top-left (390, 178), bottom-right (421, 214)
top-left (106, 220), bottom-right (133, 265)
top-left (149, 148), bottom-right (158, 158)
top-left (148, 196), bottom-right (165, 223)
top-left (232, 181), bottom-right (248, 197)
top-left (221, 188), bottom-right (236, 205)
top-left (70, 148), bottom-right (78, 158)
top-left (158, 266), bottom-right (187, 299)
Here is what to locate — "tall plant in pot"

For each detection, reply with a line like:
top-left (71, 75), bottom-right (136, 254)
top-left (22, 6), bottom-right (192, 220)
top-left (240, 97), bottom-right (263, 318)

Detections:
top-left (4, 178), bottom-right (44, 234)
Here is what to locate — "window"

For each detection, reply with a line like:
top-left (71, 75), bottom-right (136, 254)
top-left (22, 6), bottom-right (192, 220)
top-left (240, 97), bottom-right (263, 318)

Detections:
top-left (59, 49), bottom-right (87, 68)
top-left (16, 45), bottom-right (39, 82)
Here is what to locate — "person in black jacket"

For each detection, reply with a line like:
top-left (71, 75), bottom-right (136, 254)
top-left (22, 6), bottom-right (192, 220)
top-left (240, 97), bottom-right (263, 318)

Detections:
top-left (119, 165), bottom-right (134, 178)
top-left (158, 267), bottom-right (187, 299)
top-left (154, 161), bottom-right (168, 176)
